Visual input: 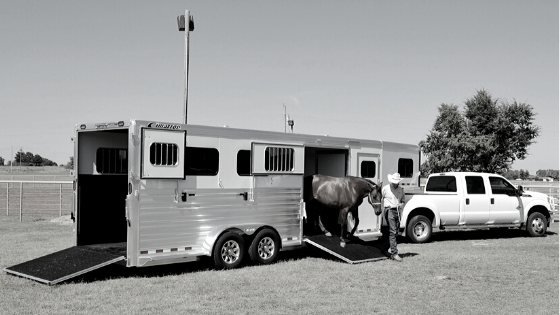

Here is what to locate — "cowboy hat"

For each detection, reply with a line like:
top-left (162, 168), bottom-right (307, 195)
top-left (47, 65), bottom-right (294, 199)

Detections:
top-left (387, 173), bottom-right (402, 184)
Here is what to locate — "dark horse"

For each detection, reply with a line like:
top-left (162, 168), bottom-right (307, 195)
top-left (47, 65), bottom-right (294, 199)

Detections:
top-left (304, 174), bottom-right (383, 247)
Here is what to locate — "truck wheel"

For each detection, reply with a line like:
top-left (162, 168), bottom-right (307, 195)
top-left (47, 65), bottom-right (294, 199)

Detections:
top-left (527, 212), bottom-right (547, 237)
top-left (213, 232), bottom-right (245, 269)
top-left (249, 229), bottom-right (279, 265)
top-left (407, 215), bottom-right (432, 243)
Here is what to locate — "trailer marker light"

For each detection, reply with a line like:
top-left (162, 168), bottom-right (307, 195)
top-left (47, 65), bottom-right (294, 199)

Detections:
top-left (73, 181), bottom-right (76, 191)
top-left (128, 183), bottom-right (132, 194)
top-left (141, 251), bottom-right (148, 255)
top-left (80, 124), bottom-right (86, 130)
top-left (118, 121), bottom-right (125, 127)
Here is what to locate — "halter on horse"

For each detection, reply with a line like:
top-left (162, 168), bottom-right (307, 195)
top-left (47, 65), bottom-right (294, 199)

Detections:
top-left (305, 174), bottom-right (382, 247)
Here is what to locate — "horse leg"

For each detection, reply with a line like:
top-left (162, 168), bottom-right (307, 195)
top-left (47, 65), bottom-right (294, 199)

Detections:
top-left (339, 208), bottom-right (349, 248)
top-left (317, 214), bottom-right (332, 237)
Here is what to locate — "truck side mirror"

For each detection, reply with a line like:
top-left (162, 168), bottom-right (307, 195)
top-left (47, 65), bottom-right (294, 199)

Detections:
top-left (516, 185), bottom-right (524, 196)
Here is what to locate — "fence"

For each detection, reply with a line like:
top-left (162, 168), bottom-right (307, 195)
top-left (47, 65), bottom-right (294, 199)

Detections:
top-left (0, 180), bottom-right (73, 221)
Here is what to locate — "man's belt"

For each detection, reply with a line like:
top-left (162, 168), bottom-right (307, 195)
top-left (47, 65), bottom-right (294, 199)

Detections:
top-left (385, 207), bottom-right (398, 210)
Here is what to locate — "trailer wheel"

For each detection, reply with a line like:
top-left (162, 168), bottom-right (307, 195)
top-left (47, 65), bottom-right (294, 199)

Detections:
top-left (407, 215), bottom-right (432, 243)
top-left (527, 212), bottom-right (547, 237)
top-left (213, 232), bottom-right (245, 269)
top-left (249, 229), bottom-right (279, 265)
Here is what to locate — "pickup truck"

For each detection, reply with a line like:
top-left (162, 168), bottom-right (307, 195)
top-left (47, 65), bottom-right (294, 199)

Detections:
top-left (400, 172), bottom-right (555, 243)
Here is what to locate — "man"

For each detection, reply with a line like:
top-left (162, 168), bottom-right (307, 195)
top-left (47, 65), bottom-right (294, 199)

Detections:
top-left (382, 172), bottom-right (405, 262)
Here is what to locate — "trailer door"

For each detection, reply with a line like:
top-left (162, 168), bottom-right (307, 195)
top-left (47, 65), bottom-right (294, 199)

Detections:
top-left (141, 129), bottom-right (185, 179)
top-left (251, 143), bottom-right (305, 243)
top-left (348, 153), bottom-right (382, 240)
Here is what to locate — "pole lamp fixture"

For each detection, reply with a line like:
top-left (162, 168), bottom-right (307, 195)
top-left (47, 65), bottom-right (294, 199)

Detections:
top-left (177, 11), bottom-right (195, 124)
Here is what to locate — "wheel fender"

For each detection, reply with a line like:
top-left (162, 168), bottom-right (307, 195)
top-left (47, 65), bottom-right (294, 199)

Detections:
top-left (201, 223), bottom-right (265, 256)
top-left (400, 200), bottom-right (440, 230)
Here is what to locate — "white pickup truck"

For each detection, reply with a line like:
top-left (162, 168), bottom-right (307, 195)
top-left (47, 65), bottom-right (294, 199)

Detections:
top-left (400, 172), bottom-right (555, 243)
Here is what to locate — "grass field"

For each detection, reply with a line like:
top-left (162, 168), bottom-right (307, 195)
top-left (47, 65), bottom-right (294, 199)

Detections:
top-left (1, 214), bottom-right (557, 315)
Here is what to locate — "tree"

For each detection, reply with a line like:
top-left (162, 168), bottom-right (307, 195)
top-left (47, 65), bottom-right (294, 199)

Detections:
top-left (536, 169), bottom-right (559, 180)
top-left (0, 156), bottom-right (4, 166)
top-left (32, 154), bottom-right (43, 166)
top-left (420, 90), bottom-right (540, 175)
top-left (65, 156), bottom-right (74, 170)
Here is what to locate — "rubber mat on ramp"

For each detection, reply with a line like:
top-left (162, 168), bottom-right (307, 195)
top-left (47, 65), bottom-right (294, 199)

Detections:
top-left (3, 246), bottom-right (125, 285)
top-left (304, 234), bottom-right (387, 264)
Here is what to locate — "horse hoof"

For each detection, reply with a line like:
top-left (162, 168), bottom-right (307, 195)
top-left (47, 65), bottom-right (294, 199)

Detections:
top-left (340, 242), bottom-right (346, 248)
top-left (325, 232), bottom-right (332, 237)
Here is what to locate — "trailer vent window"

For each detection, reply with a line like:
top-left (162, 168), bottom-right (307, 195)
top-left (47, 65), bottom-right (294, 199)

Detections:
top-left (149, 143), bottom-right (178, 166)
top-left (96, 148), bottom-right (127, 174)
top-left (237, 150), bottom-right (251, 176)
top-left (398, 158), bottom-right (413, 178)
top-left (264, 147), bottom-right (294, 172)
top-left (361, 161), bottom-right (376, 178)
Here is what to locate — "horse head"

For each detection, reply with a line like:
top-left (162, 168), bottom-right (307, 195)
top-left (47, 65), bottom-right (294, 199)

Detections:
top-left (367, 182), bottom-right (383, 216)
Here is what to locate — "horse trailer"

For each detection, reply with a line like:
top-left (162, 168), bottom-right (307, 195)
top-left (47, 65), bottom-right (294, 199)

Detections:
top-left (5, 119), bottom-right (419, 284)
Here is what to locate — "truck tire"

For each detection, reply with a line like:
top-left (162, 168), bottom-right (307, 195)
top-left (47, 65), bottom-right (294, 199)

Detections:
top-left (213, 232), bottom-right (245, 269)
top-left (527, 212), bottom-right (547, 237)
top-left (407, 215), bottom-right (432, 243)
top-left (249, 229), bottom-right (279, 265)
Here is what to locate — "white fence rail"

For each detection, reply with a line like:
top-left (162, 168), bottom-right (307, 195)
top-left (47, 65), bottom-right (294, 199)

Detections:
top-left (0, 180), bottom-right (73, 222)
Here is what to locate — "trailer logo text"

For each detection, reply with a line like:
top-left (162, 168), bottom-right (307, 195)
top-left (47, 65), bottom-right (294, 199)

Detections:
top-left (147, 122), bottom-right (182, 130)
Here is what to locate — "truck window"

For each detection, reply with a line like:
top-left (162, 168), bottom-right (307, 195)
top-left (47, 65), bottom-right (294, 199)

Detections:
top-left (96, 148), bottom-right (127, 174)
top-left (489, 176), bottom-right (516, 196)
top-left (465, 176), bottom-right (486, 194)
top-left (237, 150), bottom-right (251, 176)
top-left (398, 158), bottom-right (413, 178)
top-left (361, 161), bottom-right (376, 178)
top-left (426, 176), bottom-right (457, 192)
top-left (185, 147), bottom-right (219, 176)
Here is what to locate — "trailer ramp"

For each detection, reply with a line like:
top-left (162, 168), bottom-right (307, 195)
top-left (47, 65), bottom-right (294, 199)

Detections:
top-left (304, 235), bottom-right (387, 264)
top-left (3, 245), bottom-right (125, 285)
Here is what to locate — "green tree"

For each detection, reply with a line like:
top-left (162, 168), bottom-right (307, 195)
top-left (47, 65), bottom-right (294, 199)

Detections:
top-left (420, 90), bottom-right (540, 175)
top-left (65, 156), bottom-right (74, 170)
top-left (32, 154), bottom-right (43, 166)
top-left (0, 156), bottom-right (4, 165)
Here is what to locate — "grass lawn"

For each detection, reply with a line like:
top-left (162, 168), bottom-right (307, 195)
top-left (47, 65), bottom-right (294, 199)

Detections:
top-left (1, 214), bottom-right (558, 315)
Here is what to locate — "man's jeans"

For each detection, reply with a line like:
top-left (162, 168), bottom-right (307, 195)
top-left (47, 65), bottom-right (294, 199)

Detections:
top-left (384, 208), bottom-right (400, 255)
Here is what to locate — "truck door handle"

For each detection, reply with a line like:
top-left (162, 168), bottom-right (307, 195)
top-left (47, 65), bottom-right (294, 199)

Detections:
top-left (239, 192), bottom-right (248, 201)
top-left (466, 198), bottom-right (470, 205)
top-left (491, 198), bottom-right (494, 204)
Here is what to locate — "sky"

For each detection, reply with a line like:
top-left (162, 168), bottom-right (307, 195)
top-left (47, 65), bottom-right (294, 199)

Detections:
top-left (0, 1), bottom-right (558, 174)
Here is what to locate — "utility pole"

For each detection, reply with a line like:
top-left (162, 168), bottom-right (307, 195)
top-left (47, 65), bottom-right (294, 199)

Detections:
top-left (177, 10), bottom-right (195, 124)
top-left (283, 104), bottom-right (286, 133)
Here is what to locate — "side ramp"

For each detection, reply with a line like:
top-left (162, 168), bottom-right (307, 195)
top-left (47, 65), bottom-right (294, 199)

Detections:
top-left (3, 245), bottom-right (126, 285)
top-left (304, 235), bottom-right (387, 264)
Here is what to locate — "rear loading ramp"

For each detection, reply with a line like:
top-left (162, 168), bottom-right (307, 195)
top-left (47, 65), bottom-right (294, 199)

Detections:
top-left (3, 245), bottom-right (125, 285)
top-left (304, 235), bottom-right (387, 264)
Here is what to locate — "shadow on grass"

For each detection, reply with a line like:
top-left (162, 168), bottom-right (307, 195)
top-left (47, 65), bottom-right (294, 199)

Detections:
top-left (400, 228), bottom-right (557, 244)
top-left (64, 248), bottom-right (311, 285)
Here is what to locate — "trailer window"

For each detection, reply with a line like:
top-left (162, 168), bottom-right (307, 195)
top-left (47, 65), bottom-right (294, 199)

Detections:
top-left (237, 150), bottom-right (251, 176)
top-left (398, 158), bottom-right (413, 178)
top-left (96, 148), bottom-right (127, 174)
top-left (265, 147), bottom-right (294, 172)
top-left (426, 176), bottom-right (457, 192)
top-left (149, 143), bottom-right (178, 166)
top-left (185, 147), bottom-right (219, 176)
top-left (361, 161), bottom-right (376, 178)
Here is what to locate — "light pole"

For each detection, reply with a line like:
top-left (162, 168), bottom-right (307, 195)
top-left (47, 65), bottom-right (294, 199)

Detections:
top-left (177, 10), bottom-right (195, 124)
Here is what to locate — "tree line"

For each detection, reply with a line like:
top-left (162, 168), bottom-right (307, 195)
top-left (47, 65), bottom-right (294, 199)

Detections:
top-left (0, 151), bottom-right (59, 167)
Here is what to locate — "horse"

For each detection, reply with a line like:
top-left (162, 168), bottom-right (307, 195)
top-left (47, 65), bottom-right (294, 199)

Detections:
top-left (304, 174), bottom-right (383, 247)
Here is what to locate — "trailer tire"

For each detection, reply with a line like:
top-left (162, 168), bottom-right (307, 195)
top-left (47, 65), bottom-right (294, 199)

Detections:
top-left (407, 215), bottom-right (432, 243)
top-left (249, 229), bottom-right (279, 265)
top-left (213, 232), bottom-right (245, 269)
top-left (527, 212), bottom-right (547, 237)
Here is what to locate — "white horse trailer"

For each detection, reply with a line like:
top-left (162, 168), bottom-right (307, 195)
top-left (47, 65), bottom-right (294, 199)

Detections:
top-left (5, 119), bottom-right (419, 284)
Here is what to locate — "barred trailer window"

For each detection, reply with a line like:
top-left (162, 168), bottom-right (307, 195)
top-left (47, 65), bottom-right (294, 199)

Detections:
top-left (265, 147), bottom-right (294, 172)
top-left (96, 148), bottom-right (127, 174)
top-left (149, 143), bottom-right (178, 166)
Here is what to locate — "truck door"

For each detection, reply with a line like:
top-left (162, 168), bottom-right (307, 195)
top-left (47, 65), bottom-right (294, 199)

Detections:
top-left (462, 175), bottom-right (490, 224)
top-left (488, 176), bottom-right (522, 224)
top-left (141, 129), bottom-right (185, 179)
